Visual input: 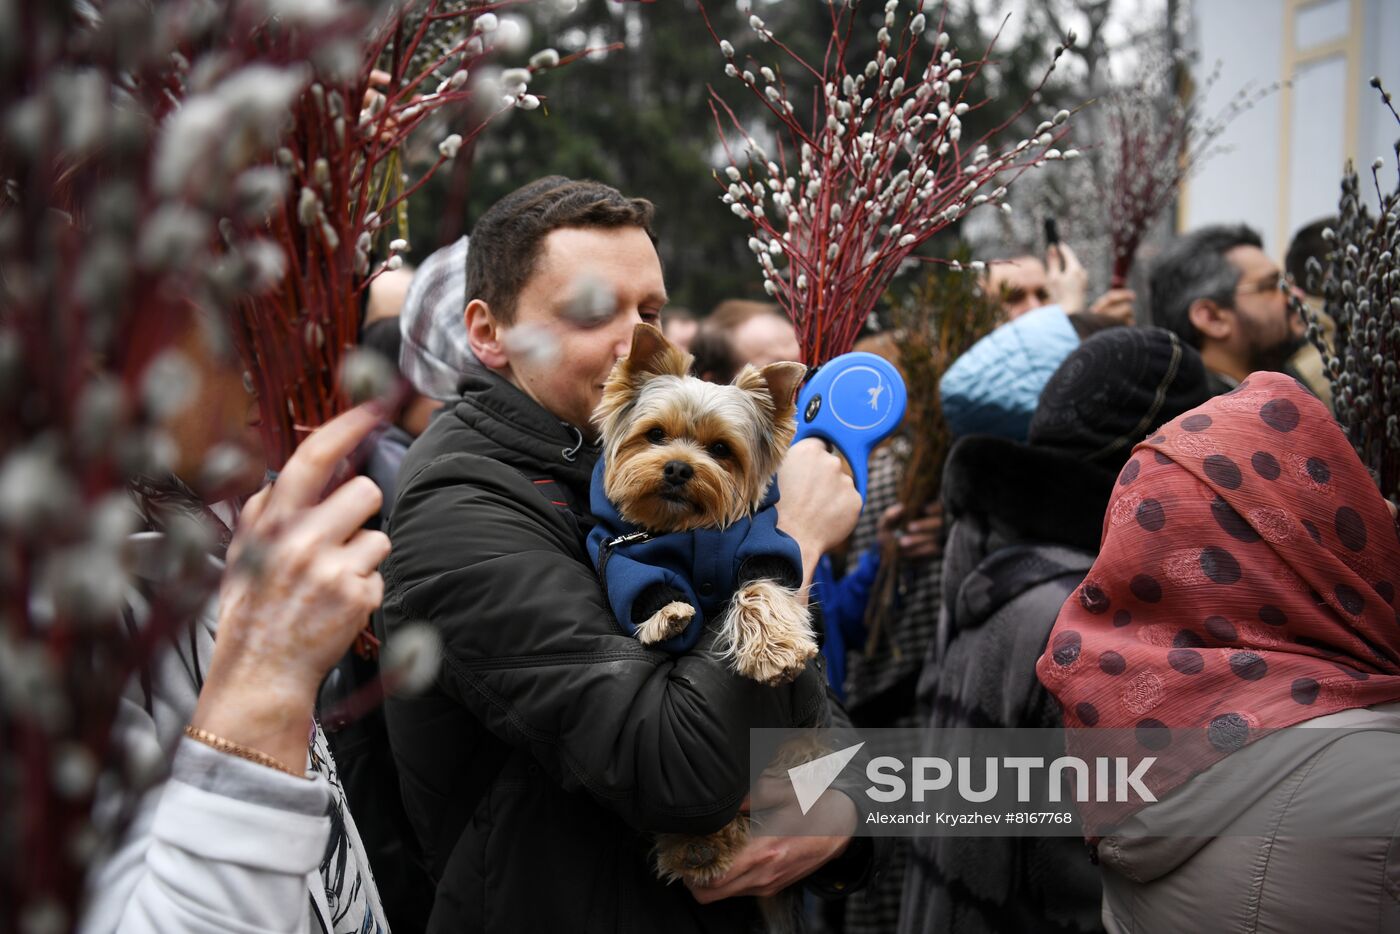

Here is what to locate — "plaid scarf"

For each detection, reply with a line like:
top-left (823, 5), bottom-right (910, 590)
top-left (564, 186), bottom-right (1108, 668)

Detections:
top-left (399, 235), bottom-right (474, 401)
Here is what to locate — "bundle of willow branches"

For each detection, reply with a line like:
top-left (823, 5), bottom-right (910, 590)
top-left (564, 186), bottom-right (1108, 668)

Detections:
top-left (700, 0), bottom-right (1075, 365)
top-left (1103, 58), bottom-right (1276, 288)
top-left (0, 2), bottom-right (577, 926)
top-left (234, 0), bottom-right (589, 467)
top-left (1294, 78), bottom-right (1400, 500)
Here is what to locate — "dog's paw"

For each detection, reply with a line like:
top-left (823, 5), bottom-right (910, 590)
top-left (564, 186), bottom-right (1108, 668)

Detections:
top-left (723, 580), bottom-right (817, 685)
top-left (654, 818), bottom-right (749, 887)
top-left (741, 634), bottom-right (819, 686)
top-left (637, 601), bottom-right (695, 644)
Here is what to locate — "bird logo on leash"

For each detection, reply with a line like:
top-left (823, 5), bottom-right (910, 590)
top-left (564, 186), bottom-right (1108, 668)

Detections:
top-left (793, 353), bottom-right (907, 501)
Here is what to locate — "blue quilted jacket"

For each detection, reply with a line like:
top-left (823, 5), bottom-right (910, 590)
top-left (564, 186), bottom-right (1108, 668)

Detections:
top-left (586, 458), bottom-right (803, 652)
top-left (939, 304), bottom-right (1079, 441)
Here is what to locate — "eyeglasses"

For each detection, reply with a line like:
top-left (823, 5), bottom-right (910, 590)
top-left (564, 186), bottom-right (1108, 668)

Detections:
top-left (1234, 272), bottom-right (1287, 299)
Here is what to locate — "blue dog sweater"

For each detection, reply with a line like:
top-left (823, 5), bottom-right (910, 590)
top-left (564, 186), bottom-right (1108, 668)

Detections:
top-left (586, 457), bottom-right (803, 652)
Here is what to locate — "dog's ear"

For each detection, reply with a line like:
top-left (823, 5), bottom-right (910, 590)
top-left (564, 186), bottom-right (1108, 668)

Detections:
top-left (623, 323), bottom-right (691, 381)
top-left (735, 360), bottom-right (807, 494)
top-left (735, 360), bottom-right (805, 422)
top-left (759, 361), bottom-right (805, 420)
top-left (593, 324), bottom-right (693, 439)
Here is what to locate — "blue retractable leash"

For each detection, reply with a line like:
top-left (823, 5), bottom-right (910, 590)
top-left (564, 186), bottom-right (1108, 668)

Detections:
top-left (791, 352), bottom-right (907, 501)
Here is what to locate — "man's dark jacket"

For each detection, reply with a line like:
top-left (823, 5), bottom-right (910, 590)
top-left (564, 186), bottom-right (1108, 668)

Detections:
top-left (381, 364), bottom-right (861, 933)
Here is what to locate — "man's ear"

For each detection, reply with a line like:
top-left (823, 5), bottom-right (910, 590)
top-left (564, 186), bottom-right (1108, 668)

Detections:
top-left (466, 299), bottom-right (507, 369)
top-left (621, 323), bottom-right (691, 381)
top-left (1187, 298), bottom-right (1233, 343)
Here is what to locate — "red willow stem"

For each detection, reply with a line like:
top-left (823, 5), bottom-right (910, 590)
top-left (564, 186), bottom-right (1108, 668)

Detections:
top-left (1103, 59), bottom-right (1274, 288)
top-left (244, 5), bottom-right (485, 464)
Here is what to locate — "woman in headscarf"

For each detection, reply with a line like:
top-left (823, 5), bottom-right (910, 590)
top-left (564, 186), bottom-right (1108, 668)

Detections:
top-left (1037, 371), bottom-right (1400, 933)
top-left (900, 326), bottom-right (1212, 934)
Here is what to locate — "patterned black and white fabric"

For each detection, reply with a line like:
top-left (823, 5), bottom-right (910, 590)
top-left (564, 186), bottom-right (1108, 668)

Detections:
top-left (82, 513), bottom-right (388, 934)
top-left (399, 235), bottom-right (473, 402)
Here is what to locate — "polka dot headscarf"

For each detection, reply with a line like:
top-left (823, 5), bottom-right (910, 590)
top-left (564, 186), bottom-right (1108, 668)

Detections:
top-left (1037, 372), bottom-right (1400, 830)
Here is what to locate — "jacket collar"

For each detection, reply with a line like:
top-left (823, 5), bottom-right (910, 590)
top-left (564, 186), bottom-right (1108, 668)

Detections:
top-left (452, 362), bottom-right (600, 515)
top-left (942, 434), bottom-right (1119, 554)
top-left (952, 542), bottom-right (1094, 634)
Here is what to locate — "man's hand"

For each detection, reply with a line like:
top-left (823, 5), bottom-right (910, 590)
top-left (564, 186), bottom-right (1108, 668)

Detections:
top-left (685, 770), bottom-right (857, 903)
top-left (191, 405), bottom-right (390, 771)
top-left (1045, 242), bottom-right (1089, 315)
top-left (876, 502), bottom-right (943, 561)
top-left (1088, 288), bottom-right (1136, 325)
top-left (775, 439), bottom-right (862, 587)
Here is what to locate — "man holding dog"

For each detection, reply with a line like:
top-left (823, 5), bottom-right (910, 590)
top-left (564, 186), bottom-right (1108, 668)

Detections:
top-left (381, 176), bottom-right (874, 931)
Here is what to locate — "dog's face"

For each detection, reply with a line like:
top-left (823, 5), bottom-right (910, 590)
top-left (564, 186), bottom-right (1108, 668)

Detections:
top-left (594, 324), bottom-right (805, 533)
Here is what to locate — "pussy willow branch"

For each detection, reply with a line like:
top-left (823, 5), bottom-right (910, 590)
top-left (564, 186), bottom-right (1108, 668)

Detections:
top-left (1291, 79), bottom-right (1400, 498)
top-left (701, 0), bottom-right (1076, 365)
top-left (1105, 60), bottom-right (1277, 288)
top-left (239, 0), bottom-right (602, 467)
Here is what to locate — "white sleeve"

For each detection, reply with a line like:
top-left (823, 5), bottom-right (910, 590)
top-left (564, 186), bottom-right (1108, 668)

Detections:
top-left (81, 734), bottom-right (331, 934)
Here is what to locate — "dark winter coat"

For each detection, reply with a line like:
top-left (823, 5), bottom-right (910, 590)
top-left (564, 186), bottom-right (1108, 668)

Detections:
top-left (363, 424), bottom-right (413, 530)
top-left (586, 458), bottom-right (802, 653)
top-left (898, 435), bottom-right (1110, 934)
top-left (380, 363), bottom-right (871, 934)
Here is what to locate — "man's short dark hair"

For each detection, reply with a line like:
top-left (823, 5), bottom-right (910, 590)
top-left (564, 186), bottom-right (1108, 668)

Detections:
top-left (1285, 217), bottom-right (1336, 296)
top-left (691, 300), bottom-right (791, 384)
top-left (465, 176), bottom-right (656, 324)
top-left (1148, 224), bottom-right (1262, 346)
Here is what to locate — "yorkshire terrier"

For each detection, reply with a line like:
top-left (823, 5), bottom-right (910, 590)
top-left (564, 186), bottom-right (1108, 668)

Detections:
top-left (590, 323), bottom-right (816, 686)
top-left (587, 323), bottom-right (819, 889)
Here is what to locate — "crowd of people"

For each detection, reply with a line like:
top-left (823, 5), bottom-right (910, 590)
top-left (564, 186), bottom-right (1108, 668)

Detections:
top-left (86, 174), bottom-right (1400, 934)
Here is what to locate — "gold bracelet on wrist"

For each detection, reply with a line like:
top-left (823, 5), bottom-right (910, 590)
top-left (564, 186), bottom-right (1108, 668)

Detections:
top-left (184, 725), bottom-right (307, 779)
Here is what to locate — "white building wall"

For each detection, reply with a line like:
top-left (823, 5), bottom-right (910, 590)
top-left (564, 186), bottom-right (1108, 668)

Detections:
top-left (1185, 0), bottom-right (1400, 259)
top-left (1182, 1), bottom-right (1287, 251)
top-left (1360, 0), bottom-right (1400, 196)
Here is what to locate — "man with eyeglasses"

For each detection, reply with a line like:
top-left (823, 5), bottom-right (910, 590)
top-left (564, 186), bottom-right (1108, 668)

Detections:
top-left (1148, 224), bottom-right (1308, 396)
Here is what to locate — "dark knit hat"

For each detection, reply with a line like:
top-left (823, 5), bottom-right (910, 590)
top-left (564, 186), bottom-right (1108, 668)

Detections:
top-left (1028, 327), bottom-right (1211, 470)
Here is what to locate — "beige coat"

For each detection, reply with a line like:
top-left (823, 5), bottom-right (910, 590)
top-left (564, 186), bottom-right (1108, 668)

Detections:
top-left (1098, 703), bottom-right (1400, 933)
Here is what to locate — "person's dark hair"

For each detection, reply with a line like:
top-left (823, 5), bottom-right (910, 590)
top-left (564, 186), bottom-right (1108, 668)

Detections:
top-left (1067, 311), bottom-right (1126, 341)
top-left (1285, 217), bottom-right (1336, 295)
top-left (1148, 224), bottom-right (1262, 346)
top-left (689, 327), bottom-right (739, 384)
top-left (465, 176), bottom-right (656, 324)
top-left (359, 316), bottom-right (403, 374)
top-left (691, 300), bottom-right (791, 384)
